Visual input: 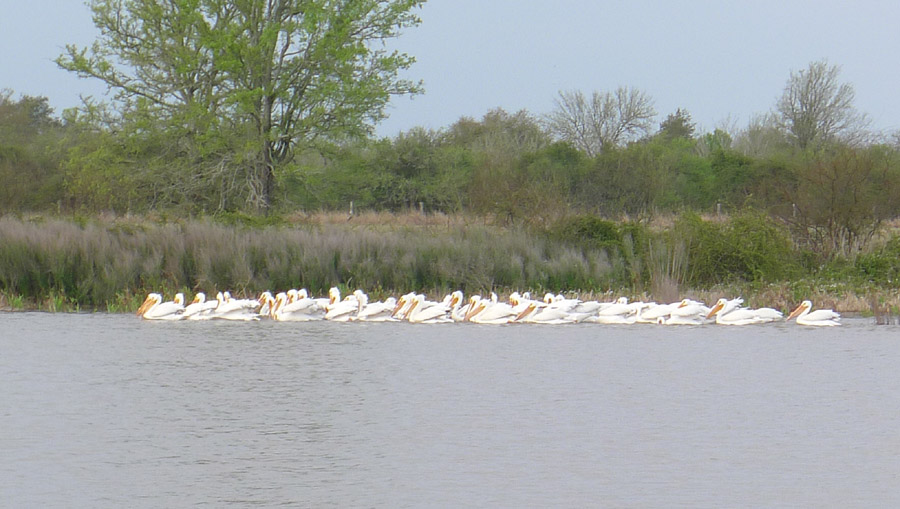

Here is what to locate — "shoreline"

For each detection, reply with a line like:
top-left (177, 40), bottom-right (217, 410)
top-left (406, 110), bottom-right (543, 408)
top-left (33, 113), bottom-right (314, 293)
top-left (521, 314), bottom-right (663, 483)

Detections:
top-left (2, 213), bottom-right (900, 317)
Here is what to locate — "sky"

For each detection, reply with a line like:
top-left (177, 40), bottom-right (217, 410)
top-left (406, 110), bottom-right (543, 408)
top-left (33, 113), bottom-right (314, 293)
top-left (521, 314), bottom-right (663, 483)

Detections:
top-left (2, 1), bottom-right (899, 138)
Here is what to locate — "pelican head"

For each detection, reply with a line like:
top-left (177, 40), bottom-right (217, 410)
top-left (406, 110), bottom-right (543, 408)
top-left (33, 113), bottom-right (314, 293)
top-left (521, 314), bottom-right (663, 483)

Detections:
top-left (392, 292), bottom-right (415, 318)
top-left (136, 293), bottom-right (162, 316)
top-left (464, 295), bottom-right (483, 321)
top-left (787, 300), bottom-right (813, 321)
top-left (706, 298), bottom-right (729, 319)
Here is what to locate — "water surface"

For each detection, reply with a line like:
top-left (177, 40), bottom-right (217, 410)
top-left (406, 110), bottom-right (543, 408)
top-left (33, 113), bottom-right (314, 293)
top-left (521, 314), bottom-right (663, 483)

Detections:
top-left (2, 313), bottom-right (899, 507)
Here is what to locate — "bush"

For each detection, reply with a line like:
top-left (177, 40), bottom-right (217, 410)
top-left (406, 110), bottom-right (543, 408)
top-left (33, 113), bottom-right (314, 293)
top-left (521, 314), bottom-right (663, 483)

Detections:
top-left (677, 211), bottom-right (802, 286)
top-left (549, 215), bottom-right (621, 250)
top-left (855, 235), bottom-right (900, 284)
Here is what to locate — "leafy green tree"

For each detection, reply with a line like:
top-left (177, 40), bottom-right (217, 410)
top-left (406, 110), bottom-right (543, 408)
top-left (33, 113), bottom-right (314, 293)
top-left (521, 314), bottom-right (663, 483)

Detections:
top-left (57, 0), bottom-right (425, 213)
top-left (444, 109), bottom-right (555, 222)
top-left (0, 91), bottom-right (67, 211)
top-left (656, 108), bottom-right (695, 141)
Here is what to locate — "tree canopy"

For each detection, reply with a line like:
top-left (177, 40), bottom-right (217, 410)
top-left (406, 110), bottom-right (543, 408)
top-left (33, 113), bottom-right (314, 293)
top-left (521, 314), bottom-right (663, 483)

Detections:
top-left (57, 0), bottom-right (425, 212)
top-left (776, 60), bottom-right (869, 150)
top-left (544, 87), bottom-right (656, 157)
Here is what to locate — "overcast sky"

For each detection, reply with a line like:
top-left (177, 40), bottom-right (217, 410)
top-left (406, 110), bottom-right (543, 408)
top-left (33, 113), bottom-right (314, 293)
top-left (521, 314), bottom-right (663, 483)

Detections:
top-left (3, 1), bottom-right (899, 138)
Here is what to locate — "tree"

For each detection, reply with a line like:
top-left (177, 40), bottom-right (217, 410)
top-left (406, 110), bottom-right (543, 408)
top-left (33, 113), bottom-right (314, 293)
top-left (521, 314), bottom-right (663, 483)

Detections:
top-left (783, 145), bottom-right (900, 257)
top-left (0, 91), bottom-right (67, 212)
top-left (733, 113), bottom-right (790, 158)
top-left (657, 108), bottom-right (695, 141)
top-left (57, 0), bottom-right (425, 213)
top-left (775, 60), bottom-right (869, 150)
top-left (544, 87), bottom-right (655, 157)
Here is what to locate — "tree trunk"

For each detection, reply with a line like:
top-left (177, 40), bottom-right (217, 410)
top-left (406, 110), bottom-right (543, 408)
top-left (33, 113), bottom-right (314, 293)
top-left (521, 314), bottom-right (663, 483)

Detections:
top-left (260, 94), bottom-right (275, 215)
top-left (262, 143), bottom-right (275, 216)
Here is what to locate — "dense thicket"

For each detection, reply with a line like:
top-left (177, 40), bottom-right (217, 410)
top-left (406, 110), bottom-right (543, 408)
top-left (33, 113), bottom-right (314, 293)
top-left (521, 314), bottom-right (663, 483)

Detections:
top-left (5, 88), bottom-right (900, 260)
top-left (2, 212), bottom-right (899, 311)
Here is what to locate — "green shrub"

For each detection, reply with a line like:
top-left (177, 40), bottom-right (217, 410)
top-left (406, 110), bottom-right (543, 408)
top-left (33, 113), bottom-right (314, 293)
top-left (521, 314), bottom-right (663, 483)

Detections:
top-left (550, 215), bottom-right (621, 250)
top-left (855, 235), bottom-right (900, 284)
top-left (677, 211), bottom-right (802, 286)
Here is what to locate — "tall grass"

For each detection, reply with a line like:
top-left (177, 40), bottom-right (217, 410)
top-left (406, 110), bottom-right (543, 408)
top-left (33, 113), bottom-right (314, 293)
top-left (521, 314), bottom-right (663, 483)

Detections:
top-left (3, 212), bottom-right (898, 312)
top-left (0, 216), bottom-right (619, 309)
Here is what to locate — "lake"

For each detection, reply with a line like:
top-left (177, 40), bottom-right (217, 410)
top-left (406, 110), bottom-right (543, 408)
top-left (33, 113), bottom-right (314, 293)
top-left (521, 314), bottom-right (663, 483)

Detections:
top-left (2, 313), bottom-right (899, 507)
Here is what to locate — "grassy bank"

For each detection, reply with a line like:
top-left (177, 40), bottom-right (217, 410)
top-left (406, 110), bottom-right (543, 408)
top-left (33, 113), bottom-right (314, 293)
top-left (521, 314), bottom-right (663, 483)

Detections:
top-left (1, 212), bottom-right (899, 314)
top-left (0, 214), bottom-right (620, 312)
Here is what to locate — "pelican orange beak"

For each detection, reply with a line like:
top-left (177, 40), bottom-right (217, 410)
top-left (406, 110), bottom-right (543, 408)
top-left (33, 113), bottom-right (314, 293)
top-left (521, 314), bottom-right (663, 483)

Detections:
top-left (515, 302), bottom-right (537, 322)
top-left (136, 295), bottom-right (153, 316)
top-left (391, 296), bottom-right (406, 318)
top-left (404, 298), bottom-right (420, 319)
top-left (787, 303), bottom-right (807, 321)
top-left (463, 297), bottom-right (481, 322)
top-left (706, 301), bottom-right (724, 319)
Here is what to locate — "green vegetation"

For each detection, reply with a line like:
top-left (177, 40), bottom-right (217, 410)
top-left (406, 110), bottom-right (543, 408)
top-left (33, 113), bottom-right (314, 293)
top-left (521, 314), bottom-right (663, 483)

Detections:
top-left (1, 213), bottom-right (900, 313)
top-left (1, 5), bottom-right (899, 314)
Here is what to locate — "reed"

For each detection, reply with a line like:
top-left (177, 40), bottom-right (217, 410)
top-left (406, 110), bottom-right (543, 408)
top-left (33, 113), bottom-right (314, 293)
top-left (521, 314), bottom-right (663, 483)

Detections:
top-left (647, 236), bottom-right (689, 304)
top-left (3, 213), bottom-right (899, 312)
top-left (0, 216), bottom-right (621, 309)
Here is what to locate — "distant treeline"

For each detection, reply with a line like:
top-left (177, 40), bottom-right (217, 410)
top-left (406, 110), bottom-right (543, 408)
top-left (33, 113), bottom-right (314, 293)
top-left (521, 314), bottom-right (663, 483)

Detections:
top-left (3, 89), bottom-right (900, 263)
top-left (2, 213), bottom-right (900, 312)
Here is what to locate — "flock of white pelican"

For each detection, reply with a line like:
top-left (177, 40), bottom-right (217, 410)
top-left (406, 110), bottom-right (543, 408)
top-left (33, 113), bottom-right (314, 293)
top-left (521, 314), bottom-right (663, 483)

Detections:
top-left (136, 289), bottom-right (841, 326)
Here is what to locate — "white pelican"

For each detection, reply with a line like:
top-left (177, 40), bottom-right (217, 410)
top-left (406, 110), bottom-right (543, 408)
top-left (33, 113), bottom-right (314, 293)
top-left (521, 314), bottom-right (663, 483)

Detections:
top-left (596, 297), bottom-right (632, 315)
top-left (136, 293), bottom-right (185, 320)
top-left (300, 288), bottom-right (333, 310)
top-left (391, 292), bottom-right (417, 320)
top-left (446, 291), bottom-right (468, 322)
top-left (787, 300), bottom-right (841, 326)
top-left (398, 294), bottom-right (452, 323)
top-left (549, 293), bottom-right (604, 318)
top-left (325, 289), bottom-right (361, 321)
top-left (354, 293), bottom-right (399, 322)
top-left (256, 291), bottom-right (275, 316)
top-left (509, 292), bottom-right (542, 320)
top-left (465, 294), bottom-right (517, 324)
top-left (585, 301), bottom-right (648, 324)
top-left (545, 293), bottom-right (596, 314)
top-left (271, 291), bottom-right (325, 321)
top-left (208, 291), bottom-right (261, 321)
top-left (637, 301), bottom-right (681, 323)
top-left (659, 299), bottom-right (711, 325)
top-left (706, 298), bottom-right (781, 325)
top-left (183, 292), bottom-right (219, 320)
top-left (514, 294), bottom-right (589, 324)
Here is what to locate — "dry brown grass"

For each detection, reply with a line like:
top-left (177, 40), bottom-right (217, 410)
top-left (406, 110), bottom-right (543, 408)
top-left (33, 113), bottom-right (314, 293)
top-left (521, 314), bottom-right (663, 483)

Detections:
top-left (5, 211), bottom-right (900, 314)
top-left (287, 209), bottom-right (479, 230)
